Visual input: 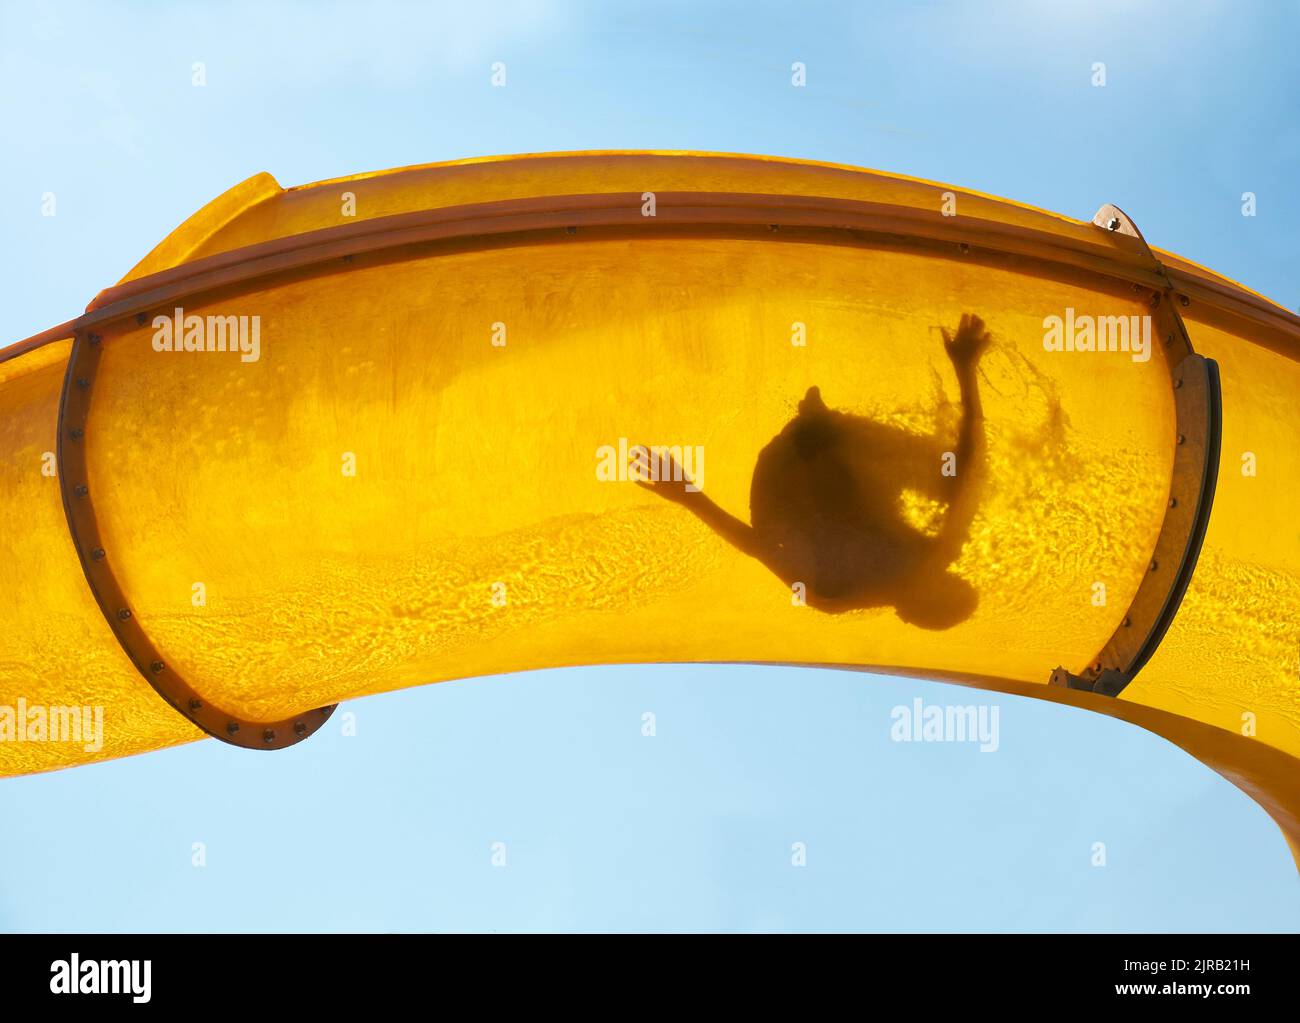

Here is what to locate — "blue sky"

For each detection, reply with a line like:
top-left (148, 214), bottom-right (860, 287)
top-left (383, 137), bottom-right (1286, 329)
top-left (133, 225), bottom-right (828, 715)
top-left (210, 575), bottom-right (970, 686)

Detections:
top-left (1, 0), bottom-right (1297, 931)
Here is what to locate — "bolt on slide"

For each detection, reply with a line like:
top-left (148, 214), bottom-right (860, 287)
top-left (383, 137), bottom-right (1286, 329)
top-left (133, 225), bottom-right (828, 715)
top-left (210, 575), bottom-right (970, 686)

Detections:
top-left (1, 152), bottom-right (1297, 863)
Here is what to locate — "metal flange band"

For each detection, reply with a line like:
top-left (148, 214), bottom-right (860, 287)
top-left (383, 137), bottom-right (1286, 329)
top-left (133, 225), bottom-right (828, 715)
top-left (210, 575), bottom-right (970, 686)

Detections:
top-left (56, 327), bottom-right (337, 749)
top-left (1050, 205), bottom-right (1223, 697)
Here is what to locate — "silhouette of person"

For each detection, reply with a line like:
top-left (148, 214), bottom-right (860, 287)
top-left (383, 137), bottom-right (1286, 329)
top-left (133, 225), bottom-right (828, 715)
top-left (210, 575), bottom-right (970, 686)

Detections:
top-left (637, 314), bottom-right (990, 629)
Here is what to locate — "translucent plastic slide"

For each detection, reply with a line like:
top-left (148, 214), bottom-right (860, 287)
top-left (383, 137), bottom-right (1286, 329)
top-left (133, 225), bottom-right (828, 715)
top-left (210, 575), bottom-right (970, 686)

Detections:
top-left (2, 153), bottom-right (1297, 861)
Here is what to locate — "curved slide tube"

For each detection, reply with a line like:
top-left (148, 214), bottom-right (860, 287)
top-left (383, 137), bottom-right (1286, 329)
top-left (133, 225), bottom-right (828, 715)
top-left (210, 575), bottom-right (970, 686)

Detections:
top-left (2, 153), bottom-right (1298, 863)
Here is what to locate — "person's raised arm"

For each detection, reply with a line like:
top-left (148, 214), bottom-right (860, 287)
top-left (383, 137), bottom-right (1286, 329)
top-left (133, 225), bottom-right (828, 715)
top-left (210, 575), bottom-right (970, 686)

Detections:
top-left (933, 314), bottom-right (991, 559)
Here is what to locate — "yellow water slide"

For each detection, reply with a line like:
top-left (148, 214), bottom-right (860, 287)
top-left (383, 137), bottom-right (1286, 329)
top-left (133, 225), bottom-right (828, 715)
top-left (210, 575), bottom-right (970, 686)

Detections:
top-left (2, 153), bottom-right (1297, 861)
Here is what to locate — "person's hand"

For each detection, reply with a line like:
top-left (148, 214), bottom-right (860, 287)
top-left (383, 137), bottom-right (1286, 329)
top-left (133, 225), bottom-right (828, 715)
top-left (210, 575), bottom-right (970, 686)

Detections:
top-left (631, 446), bottom-right (698, 504)
top-left (941, 313), bottom-right (991, 366)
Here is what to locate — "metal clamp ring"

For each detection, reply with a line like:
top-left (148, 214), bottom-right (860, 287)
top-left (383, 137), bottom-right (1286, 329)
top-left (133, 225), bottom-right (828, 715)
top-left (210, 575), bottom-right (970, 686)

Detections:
top-left (1050, 205), bottom-right (1223, 697)
top-left (56, 327), bottom-right (337, 749)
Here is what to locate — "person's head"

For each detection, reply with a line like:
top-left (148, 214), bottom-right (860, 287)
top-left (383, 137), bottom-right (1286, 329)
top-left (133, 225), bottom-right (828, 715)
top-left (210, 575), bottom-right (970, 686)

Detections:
top-left (895, 573), bottom-right (978, 629)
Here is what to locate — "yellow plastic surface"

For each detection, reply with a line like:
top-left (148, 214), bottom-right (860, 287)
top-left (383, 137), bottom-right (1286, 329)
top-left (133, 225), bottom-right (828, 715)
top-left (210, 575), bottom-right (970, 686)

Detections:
top-left (1, 152), bottom-right (1297, 863)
